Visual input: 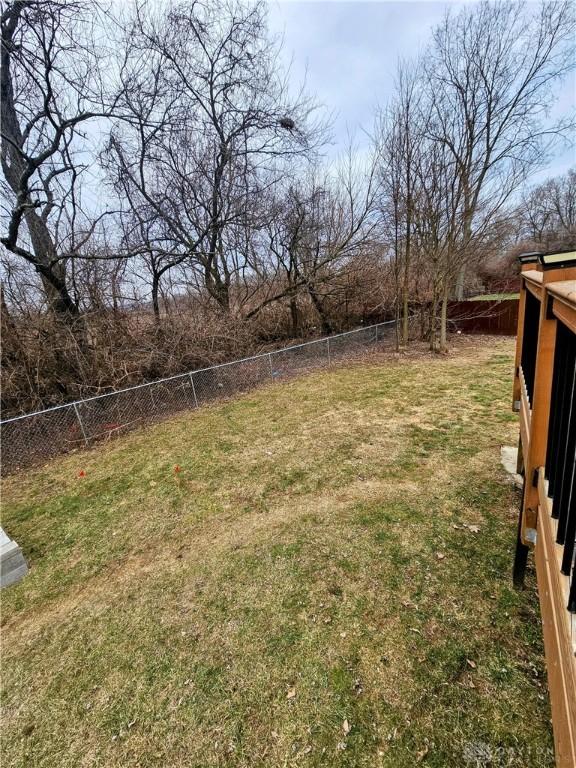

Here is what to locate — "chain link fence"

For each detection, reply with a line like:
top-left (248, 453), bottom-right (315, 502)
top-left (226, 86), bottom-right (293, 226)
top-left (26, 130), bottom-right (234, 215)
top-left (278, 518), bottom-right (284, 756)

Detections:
top-left (1, 319), bottom-right (399, 474)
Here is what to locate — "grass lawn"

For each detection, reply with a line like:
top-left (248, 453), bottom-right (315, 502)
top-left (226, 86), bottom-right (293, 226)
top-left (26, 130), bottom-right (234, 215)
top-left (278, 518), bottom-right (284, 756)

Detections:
top-left (1, 337), bottom-right (554, 767)
top-left (467, 293), bottom-right (520, 301)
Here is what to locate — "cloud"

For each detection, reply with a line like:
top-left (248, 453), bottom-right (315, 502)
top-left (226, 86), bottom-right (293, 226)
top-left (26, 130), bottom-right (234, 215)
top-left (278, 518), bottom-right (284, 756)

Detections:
top-left (267, 1), bottom-right (450, 151)
top-left (267, 0), bottom-right (574, 181)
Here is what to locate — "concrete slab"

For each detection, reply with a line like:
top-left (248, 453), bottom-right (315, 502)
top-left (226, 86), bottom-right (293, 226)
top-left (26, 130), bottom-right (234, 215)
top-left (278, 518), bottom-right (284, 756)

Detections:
top-left (500, 446), bottom-right (523, 490)
top-left (0, 528), bottom-right (28, 588)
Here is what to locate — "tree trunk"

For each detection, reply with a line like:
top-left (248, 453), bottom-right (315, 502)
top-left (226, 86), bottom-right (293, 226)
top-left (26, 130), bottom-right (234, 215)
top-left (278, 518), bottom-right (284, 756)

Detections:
top-left (439, 282), bottom-right (449, 352)
top-left (403, 188), bottom-right (411, 345)
top-left (454, 262), bottom-right (466, 301)
top-left (151, 273), bottom-right (161, 323)
top-left (289, 293), bottom-right (299, 337)
top-left (215, 280), bottom-right (230, 312)
top-left (205, 266), bottom-right (230, 312)
top-left (402, 283), bottom-right (409, 346)
top-left (455, 197), bottom-right (473, 301)
top-left (429, 289), bottom-right (438, 352)
top-left (1, 6), bottom-right (78, 321)
top-left (307, 283), bottom-right (332, 335)
top-left (419, 301), bottom-right (427, 341)
top-left (25, 212), bottom-right (79, 315)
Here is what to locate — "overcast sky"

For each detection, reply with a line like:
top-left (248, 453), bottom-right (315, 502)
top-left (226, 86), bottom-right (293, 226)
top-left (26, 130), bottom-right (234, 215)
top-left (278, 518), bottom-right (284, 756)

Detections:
top-left (266, 0), bottom-right (575, 180)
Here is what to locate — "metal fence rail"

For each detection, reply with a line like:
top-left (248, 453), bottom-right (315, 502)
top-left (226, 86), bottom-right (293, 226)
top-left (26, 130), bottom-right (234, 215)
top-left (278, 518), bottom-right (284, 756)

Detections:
top-left (1, 319), bottom-right (399, 473)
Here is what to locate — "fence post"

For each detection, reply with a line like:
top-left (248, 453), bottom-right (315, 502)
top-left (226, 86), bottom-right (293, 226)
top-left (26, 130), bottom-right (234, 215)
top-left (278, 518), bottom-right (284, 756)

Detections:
top-left (72, 403), bottom-right (89, 446)
top-left (189, 373), bottom-right (199, 408)
top-left (327, 337), bottom-right (331, 366)
top-left (268, 353), bottom-right (274, 379)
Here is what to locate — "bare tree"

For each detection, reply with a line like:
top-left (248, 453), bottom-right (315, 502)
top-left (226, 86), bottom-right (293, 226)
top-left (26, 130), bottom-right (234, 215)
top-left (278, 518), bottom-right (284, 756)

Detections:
top-left (105, 0), bottom-right (325, 315)
top-left (426, 0), bottom-right (575, 299)
top-left (247, 151), bottom-right (379, 334)
top-left (375, 61), bottom-right (423, 346)
top-left (0, 0), bottom-right (124, 318)
top-left (521, 167), bottom-right (576, 248)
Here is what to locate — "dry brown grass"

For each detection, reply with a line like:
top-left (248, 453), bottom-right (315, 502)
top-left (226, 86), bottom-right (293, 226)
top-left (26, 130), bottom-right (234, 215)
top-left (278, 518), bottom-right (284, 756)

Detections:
top-left (1, 337), bottom-right (554, 767)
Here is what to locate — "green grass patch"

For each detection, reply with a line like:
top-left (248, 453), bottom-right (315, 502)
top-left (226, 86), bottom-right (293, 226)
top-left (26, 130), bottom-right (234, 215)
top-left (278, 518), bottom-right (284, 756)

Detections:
top-left (467, 293), bottom-right (520, 301)
top-left (1, 338), bottom-right (553, 767)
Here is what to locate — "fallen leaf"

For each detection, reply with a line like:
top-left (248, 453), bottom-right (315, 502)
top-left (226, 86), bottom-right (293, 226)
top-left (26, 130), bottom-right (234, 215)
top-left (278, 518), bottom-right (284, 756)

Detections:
top-left (416, 745), bottom-right (429, 762)
top-left (342, 719), bottom-right (351, 735)
top-left (467, 525), bottom-right (480, 533)
top-left (286, 688), bottom-right (296, 700)
top-left (436, 552), bottom-right (445, 560)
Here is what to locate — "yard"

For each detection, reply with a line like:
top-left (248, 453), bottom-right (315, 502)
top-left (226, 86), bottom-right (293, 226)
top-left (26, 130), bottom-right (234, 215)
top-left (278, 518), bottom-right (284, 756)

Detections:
top-left (1, 337), bottom-right (554, 767)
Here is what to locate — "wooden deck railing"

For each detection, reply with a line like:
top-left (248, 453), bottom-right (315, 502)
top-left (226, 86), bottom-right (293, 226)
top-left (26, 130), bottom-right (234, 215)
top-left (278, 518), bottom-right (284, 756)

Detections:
top-left (512, 250), bottom-right (576, 768)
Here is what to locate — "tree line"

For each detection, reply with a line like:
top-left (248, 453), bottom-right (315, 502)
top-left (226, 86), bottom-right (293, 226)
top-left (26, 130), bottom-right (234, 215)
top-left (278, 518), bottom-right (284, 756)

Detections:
top-left (1, 0), bottom-right (574, 415)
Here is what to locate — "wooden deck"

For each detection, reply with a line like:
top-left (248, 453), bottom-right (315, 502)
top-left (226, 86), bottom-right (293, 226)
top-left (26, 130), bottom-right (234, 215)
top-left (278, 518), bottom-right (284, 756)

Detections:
top-left (512, 252), bottom-right (576, 768)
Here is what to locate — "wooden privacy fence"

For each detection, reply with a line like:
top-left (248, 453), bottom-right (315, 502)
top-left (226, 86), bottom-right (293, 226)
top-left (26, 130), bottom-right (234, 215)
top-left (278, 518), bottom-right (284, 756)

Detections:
top-left (512, 250), bottom-right (576, 767)
top-left (448, 298), bottom-right (519, 335)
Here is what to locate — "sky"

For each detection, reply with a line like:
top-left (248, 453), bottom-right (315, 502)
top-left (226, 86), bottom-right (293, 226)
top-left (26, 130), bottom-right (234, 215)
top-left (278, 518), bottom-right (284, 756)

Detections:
top-left (266, 0), bottom-right (575, 180)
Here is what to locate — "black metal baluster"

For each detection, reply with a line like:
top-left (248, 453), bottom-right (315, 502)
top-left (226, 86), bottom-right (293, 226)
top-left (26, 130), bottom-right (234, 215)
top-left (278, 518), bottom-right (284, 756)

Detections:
top-left (521, 291), bottom-right (540, 403)
top-left (550, 326), bottom-right (572, 503)
top-left (568, 555), bottom-right (576, 612)
top-left (555, 328), bottom-right (576, 541)
top-left (558, 363), bottom-right (575, 571)
top-left (546, 325), bottom-right (565, 487)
